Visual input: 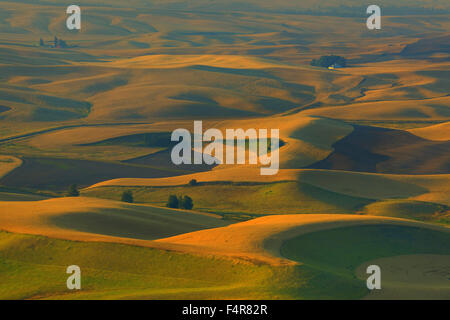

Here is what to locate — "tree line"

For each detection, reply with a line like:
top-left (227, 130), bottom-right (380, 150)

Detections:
top-left (39, 36), bottom-right (72, 48)
top-left (66, 184), bottom-right (195, 210)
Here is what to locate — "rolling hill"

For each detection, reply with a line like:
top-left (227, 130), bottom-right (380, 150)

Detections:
top-left (1, 212), bottom-right (448, 299)
top-left (0, 0), bottom-right (449, 301)
top-left (0, 197), bottom-right (229, 241)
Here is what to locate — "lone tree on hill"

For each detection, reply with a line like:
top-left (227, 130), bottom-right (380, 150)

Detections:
top-left (188, 179), bottom-right (198, 186)
top-left (67, 184), bottom-right (80, 197)
top-left (121, 190), bottom-right (134, 203)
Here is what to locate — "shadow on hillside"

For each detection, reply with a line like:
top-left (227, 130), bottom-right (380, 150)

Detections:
top-left (308, 125), bottom-right (450, 174)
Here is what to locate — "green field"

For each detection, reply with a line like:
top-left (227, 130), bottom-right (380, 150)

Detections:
top-left (0, 229), bottom-right (345, 300)
top-left (364, 199), bottom-right (449, 225)
top-left (0, 231), bottom-right (280, 300)
top-left (281, 224), bottom-right (450, 299)
top-left (82, 178), bottom-right (449, 225)
top-left (82, 182), bottom-right (373, 219)
top-left (2, 221), bottom-right (449, 299)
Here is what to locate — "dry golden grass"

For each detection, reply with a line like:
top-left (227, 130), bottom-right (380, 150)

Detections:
top-left (157, 214), bottom-right (449, 265)
top-left (297, 59), bottom-right (450, 120)
top-left (297, 170), bottom-right (427, 199)
top-left (409, 121), bottom-right (450, 141)
top-left (0, 155), bottom-right (22, 179)
top-left (93, 54), bottom-right (295, 70)
top-left (88, 168), bottom-right (450, 205)
top-left (397, 175), bottom-right (450, 206)
top-left (25, 114), bottom-right (353, 171)
top-left (297, 170), bottom-right (450, 206)
top-left (341, 60), bottom-right (449, 75)
top-left (26, 122), bottom-right (190, 149)
top-left (0, 197), bottom-right (226, 244)
top-left (0, 197), bottom-right (131, 241)
top-left (87, 168), bottom-right (300, 188)
top-left (1, 196), bottom-right (446, 266)
top-left (300, 96), bottom-right (450, 121)
top-left (213, 115), bottom-right (353, 168)
top-left (186, 114), bottom-right (353, 172)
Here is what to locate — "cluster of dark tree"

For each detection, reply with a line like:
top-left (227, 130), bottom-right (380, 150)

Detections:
top-left (310, 55), bottom-right (347, 68)
top-left (66, 185), bottom-right (194, 209)
top-left (39, 36), bottom-right (71, 48)
top-left (167, 195), bottom-right (194, 210)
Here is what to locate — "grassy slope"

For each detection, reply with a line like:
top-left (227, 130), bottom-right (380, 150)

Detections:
top-left (0, 155), bottom-right (22, 179)
top-left (0, 231), bottom-right (284, 300)
top-left (21, 115), bottom-right (353, 170)
top-left (409, 121), bottom-right (450, 141)
top-left (0, 197), bottom-right (229, 241)
top-left (3, 213), bottom-right (449, 299)
top-left (308, 124), bottom-right (450, 175)
top-left (281, 224), bottom-right (450, 299)
top-left (1, 115), bottom-right (355, 192)
top-left (300, 95), bottom-right (450, 121)
top-left (156, 214), bottom-right (448, 264)
top-left (0, 192), bottom-right (48, 201)
top-left (50, 202), bottom-right (231, 240)
top-left (364, 199), bottom-right (449, 225)
top-left (0, 156), bottom-right (193, 191)
top-left (83, 181), bottom-right (372, 218)
top-left (355, 254), bottom-right (450, 299)
top-left (156, 214), bottom-right (450, 299)
top-left (83, 169), bottom-right (450, 223)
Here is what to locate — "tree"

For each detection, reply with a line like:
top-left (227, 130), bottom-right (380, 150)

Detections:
top-left (188, 179), bottom-right (198, 186)
top-left (167, 194), bottom-right (179, 208)
top-left (180, 195), bottom-right (194, 210)
top-left (67, 184), bottom-right (79, 197)
top-left (121, 190), bottom-right (133, 203)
